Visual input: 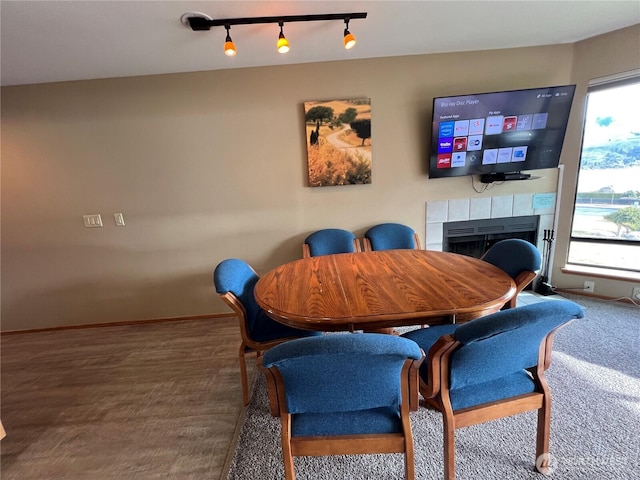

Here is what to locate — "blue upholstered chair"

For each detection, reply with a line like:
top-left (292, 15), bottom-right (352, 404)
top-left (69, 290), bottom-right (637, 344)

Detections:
top-left (401, 300), bottom-right (584, 480)
top-left (363, 222), bottom-right (421, 251)
top-left (302, 228), bottom-right (361, 258)
top-left (481, 238), bottom-right (542, 308)
top-left (259, 334), bottom-right (425, 480)
top-left (213, 258), bottom-right (321, 405)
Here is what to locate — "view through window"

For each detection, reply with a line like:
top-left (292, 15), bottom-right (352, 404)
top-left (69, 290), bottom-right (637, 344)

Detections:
top-left (568, 76), bottom-right (640, 272)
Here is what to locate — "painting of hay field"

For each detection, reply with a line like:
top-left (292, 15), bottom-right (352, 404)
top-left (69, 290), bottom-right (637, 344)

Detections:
top-left (304, 98), bottom-right (372, 187)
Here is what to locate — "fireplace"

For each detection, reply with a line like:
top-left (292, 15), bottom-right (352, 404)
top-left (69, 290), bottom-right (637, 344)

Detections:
top-left (443, 215), bottom-right (539, 259)
top-left (425, 194), bottom-right (556, 253)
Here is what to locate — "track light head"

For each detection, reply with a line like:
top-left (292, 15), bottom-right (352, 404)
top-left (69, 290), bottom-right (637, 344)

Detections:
top-left (224, 25), bottom-right (237, 56)
top-left (277, 23), bottom-right (290, 54)
top-left (343, 19), bottom-right (356, 50)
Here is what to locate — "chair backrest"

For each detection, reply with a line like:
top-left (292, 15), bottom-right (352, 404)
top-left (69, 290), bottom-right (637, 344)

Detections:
top-left (262, 334), bottom-right (423, 415)
top-left (448, 300), bottom-right (584, 392)
top-left (364, 223), bottom-right (420, 251)
top-left (213, 258), bottom-right (261, 333)
top-left (303, 228), bottom-right (359, 257)
top-left (481, 238), bottom-right (541, 279)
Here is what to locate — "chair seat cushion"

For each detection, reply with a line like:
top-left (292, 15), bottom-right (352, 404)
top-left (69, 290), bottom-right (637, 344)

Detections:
top-left (250, 311), bottom-right (321, 343)
top-left (402, 324), bottom-right (458, 349)
top-left (401, 324), bottom-right (458, 380)
top-left (291, 406), bottom-right (401, 437)
top-left (449, 370), bottom-right (536, 410)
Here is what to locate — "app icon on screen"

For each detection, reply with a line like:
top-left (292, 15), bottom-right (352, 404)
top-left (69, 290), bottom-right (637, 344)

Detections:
top-left (468, 153), bottom-right (481, 166)
top-left (485, 116), bottom-right (504, 135)
top-left (467, 135), bottom-right (483, 151)
top-left (517, 115), bottom-right (533, 130)
top-left (502, 116), bottom-right (517, 132)
top-left (532, 113), bottom-right (548, 129)
top-left (469, 118), bottom-right (485, 135)
top-left (512, 146), bottom-right (528, 162)
top-left (437, 153), bottom-right (452, 168)
top-left (453, 137), bottom-right (467, 152)
top-left (482, 149), bottom-right (498, 165)
top-left (439, 121), bottom-right (455, 137)
top-left (451, 152), bottom-right (466, 168)
top-left (438, 138), bottom-right (453, 153)
top-left (454, 120), bottom-right (470, 137)
top-left (497, 148), bottom-right (513, 163)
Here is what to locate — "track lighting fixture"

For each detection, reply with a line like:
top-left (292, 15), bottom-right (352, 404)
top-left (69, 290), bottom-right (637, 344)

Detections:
top-left (277, 22), bottom-right (290, 54)
top-left (181, 11), bottom-right (367, 57)
top-left (224, 25), bottom-right (236, 56)
top-left (343, 18), bottom-right (356, 50)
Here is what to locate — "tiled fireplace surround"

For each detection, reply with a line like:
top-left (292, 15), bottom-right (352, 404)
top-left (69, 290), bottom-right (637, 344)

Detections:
top-left (425, 193), bottom-right (556, 253)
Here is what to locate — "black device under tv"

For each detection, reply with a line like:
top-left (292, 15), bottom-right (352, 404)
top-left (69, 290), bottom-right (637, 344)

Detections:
top-left (428, 84), bottom-right (576, 180)
top-left (480, 171), bottom-right (533, 183)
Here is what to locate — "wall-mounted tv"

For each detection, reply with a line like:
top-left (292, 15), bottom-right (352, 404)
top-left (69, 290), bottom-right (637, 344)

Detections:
top-left (429, 85), bottom-right (576, 182)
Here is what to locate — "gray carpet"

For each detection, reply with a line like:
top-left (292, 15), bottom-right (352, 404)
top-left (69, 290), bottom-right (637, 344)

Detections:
top-left (226, 295), bottom-right (640, 479)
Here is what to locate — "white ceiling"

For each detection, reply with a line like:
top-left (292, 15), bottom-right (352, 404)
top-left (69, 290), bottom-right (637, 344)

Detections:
top-left (1, 1), bottom-right (639, 87)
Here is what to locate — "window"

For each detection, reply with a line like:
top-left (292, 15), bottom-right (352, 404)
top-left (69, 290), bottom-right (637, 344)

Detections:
top-left (568, 73), bottom-right (640, 273)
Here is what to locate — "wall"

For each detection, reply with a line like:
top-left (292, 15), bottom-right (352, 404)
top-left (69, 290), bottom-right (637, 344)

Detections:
top-left (552, 24), bottom-right (640, 297)
top-left (0, 41), bottom-right (590, 331)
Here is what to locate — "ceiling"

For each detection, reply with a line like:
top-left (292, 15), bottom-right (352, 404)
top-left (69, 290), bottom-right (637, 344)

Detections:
top-left (1, 1), bottom-right (639, 87)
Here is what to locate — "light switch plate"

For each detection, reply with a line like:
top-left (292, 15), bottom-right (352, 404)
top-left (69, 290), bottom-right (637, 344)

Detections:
top-left (83, 214), bottom-right (103, 228)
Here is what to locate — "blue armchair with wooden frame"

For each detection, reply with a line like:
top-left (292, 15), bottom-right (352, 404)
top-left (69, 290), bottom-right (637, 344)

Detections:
top-left (213, 258), bottom-right (321, 405)
top-left (481, 238), bottom-right (542, 309)
top-left (401, 300), bottom-right (584, 480)
top-left (259, 333), bottom-right (425, 480)
top-left (302, 228), bottom-right (361, 258)
top-left (363, 222), bottom-right (421, 251)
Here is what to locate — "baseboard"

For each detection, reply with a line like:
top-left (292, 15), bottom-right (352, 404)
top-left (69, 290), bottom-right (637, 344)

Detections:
top-left (554, 288), bottom-right (639, 306)
top-left (1, 312), bottom-right (235, 336)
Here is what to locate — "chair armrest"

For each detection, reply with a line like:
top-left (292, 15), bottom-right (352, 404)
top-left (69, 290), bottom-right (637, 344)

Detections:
top-left (407, 351), bottom-right (425, 411)
top-left (413, 232), bottom-right (422, 250)
top-left (421, 335), bottom-right (458, 399)
top-left (257, 357), bottom-right (282, 417)
top-left (514, 270), bottom-right (537, 290)
top-left (542, 320), bottom-right (576, 370)
top-left (505, 270), bottom-right (537, 308)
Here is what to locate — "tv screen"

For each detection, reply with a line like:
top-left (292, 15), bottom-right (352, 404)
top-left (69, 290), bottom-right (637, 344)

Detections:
top-left (429, 85), bottom-right (576, 181)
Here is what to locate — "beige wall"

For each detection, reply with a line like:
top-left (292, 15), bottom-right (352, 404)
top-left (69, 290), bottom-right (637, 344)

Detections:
top-left (0, 29), bottom-right (633, 331)
top-left (552, 24), bottom-right (640, 298)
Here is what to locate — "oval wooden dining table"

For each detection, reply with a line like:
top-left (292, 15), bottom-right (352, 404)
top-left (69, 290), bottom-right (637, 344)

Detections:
top-left (254, 249), bottom-right (516, 332)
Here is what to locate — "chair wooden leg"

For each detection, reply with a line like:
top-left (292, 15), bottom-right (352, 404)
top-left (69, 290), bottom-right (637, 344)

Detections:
top-left (405, 440), bottom-right (415, 480)
top-left (535, 401), bottom-right (552, 473)
top-left (238, 344), bottom-right (250, 405)
top-left (281, 415), bottom-right (296, 480)
top-left (442, 413), bottom-right (456, 480)
top-left (401, 410), bottom-right (416, 480)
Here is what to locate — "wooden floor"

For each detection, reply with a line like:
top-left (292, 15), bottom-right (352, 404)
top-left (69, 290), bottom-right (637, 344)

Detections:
top-left (0, 317), bottom-right (252, 479)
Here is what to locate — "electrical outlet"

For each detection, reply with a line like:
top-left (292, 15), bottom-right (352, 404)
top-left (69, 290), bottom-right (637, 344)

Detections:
top-left (583, 281), bottom-right (595, 293)
top-left (633, 287), bottom-right (640, 300)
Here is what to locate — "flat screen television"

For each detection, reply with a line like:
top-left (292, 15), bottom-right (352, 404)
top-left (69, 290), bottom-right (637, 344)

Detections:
top-left (429, 85), bottom-right (576, 182)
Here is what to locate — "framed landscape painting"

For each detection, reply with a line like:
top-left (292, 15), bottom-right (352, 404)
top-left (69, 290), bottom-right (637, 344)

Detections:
top-left (303, 98), bottom-right (372, 187)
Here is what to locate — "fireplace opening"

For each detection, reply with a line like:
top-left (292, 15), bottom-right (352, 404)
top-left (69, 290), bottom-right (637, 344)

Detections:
top-left (443, 215), bottom-right (539, 259)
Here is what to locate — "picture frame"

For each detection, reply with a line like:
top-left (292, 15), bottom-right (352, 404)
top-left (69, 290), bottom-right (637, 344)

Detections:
top-left (303, 98), bottom-right (372, 187)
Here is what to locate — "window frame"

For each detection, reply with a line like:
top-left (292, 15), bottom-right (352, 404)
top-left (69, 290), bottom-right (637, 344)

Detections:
top-left (567, 71), bottom-right (640, 273)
